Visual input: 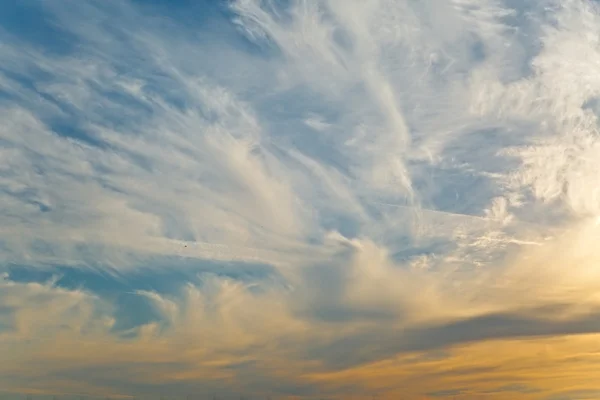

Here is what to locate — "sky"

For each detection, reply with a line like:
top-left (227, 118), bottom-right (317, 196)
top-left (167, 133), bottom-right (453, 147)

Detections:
top-left (2, 0), bottom-right (600, 399)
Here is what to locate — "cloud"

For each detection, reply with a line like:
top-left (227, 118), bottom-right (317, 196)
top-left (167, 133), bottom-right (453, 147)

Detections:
top-left (3, 0), bottom-right (600, 398)
top-left (544, 390), bottom-right (600, 400)
top-left (427, 389), bottom-right (466, 398)
top-left (484, 384), bottom-right (542, 394)
top-left (3, 222), bottom-right (600, 398)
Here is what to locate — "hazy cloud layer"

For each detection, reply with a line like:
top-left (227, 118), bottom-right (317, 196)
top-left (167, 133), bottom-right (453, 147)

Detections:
top-left (2, 0), bottom-right (600, 399)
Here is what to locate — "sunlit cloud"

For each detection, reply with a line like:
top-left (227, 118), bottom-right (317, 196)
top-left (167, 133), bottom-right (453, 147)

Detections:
top-left (2, 0), bottom-right (600, 398)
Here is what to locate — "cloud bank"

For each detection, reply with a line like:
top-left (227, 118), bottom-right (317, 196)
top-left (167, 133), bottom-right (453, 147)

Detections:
top-left (2, 0), bottom-right (600, 398)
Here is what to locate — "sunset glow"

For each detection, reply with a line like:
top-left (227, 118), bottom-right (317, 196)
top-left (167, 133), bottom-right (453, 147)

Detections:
top-left (2, 1), bottom-right (600, 399)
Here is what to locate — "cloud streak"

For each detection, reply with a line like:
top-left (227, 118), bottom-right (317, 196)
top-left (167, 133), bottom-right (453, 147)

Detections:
top-left (2, 0), bottom-right (600, 398)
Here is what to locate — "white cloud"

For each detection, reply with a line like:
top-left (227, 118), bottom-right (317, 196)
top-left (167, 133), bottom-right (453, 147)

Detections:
top-left (3, 0), bottom-right (600, 397)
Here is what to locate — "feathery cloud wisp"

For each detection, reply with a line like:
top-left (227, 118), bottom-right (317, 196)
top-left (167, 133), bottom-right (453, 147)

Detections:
top-left (2, 0), bottom-right (600, 398)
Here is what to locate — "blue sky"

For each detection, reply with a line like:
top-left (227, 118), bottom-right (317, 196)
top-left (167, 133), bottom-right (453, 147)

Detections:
top-left (2, 0), bottom-right (600, 399)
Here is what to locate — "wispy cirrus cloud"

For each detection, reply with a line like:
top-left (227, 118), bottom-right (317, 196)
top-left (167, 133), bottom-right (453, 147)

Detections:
top-left (3, 0), bottom-right (600, 399)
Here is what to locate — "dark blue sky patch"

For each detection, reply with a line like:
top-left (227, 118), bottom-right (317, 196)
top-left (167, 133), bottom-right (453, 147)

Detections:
top-left (0, 69), bottom-right (109, 149)
top-left (46, 120), bottom-right (108, 149)
top-left (110, 292), bottom-right (164, 334)
top-left (317, 213), bottom-right (362, 240)
top-left (5, 264), bottom-right (127, 295)
top-left (0, 67), bottom-right (67, 111)
top-left (5, 259), bottom-right (282, 335)
top-left (129, 0), bottom-right (281, 65)
top-left (0, 1), bottom-right (78, 56)
top-left (129, 0), bottom-right (227, 26)
top-left (1, 186), bottom-right (53, 214)
top-left (5, 258), bottom-right (280, 298)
